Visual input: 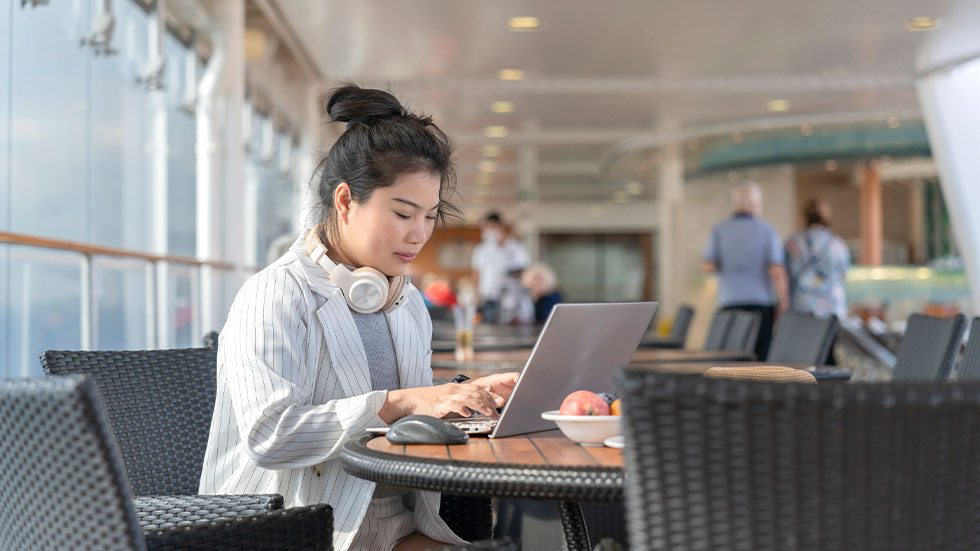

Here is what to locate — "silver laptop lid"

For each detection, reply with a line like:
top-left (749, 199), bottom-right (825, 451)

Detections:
top-left (490, 301), bottom-right (658, 438)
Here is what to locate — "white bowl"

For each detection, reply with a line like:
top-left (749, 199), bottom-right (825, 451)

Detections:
top-left (541, 410), bottom-right (622, 446)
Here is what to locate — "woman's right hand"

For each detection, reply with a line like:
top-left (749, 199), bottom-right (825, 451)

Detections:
top-left (379, 384), bottom-right (503, 424)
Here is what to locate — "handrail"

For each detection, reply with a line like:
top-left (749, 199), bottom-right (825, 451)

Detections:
top-left (0, 231), bottom-right (237, 270)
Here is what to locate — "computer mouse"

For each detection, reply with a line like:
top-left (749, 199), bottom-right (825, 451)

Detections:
top-left (386, 415), bottom-right (470, 445)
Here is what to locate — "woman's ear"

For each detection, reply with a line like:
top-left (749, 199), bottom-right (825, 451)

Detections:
top-left (334, 182), bottom-right (353, 224)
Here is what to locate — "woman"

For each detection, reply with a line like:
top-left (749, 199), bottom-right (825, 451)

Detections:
top-left (200, 84), bottom-right (519, 551)
top-left (785, 199), bottom-right (851, 320)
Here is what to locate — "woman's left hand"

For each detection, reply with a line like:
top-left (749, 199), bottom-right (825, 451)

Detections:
top-left (464, 372), bottom-right (520, 403)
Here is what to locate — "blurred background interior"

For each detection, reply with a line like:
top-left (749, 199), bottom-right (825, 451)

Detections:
top-left (2, 0), bottom-right (979, 380)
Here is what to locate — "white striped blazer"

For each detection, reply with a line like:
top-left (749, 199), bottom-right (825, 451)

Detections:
top-left (199, 233), bottom-right (465, 550)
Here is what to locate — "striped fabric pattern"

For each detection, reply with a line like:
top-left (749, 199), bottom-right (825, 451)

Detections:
top-left (199, 233), bottom-right (465, 550)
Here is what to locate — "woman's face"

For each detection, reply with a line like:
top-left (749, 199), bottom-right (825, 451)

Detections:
top-left (334, 171), bottom-right (441, 277)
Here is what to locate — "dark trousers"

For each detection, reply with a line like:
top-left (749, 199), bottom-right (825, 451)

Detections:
top-left (722, 304), bottom-right (775, 360)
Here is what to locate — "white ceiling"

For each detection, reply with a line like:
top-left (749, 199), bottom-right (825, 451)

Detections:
top-left (273, 0), bottom-right (954, 204)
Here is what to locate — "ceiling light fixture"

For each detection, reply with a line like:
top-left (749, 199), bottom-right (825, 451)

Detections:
top-left (905, 16), bottom-right (941, 31)
top-left (483, 126), bottom-right (509, 138)
top-left (507, 17), bottom-right (541, 31)
top-left (491, 101), bottom-right (514, 113)
top-left (481, 145), bottom-right (502, 157)
top-left (801, 123), bottom-right (813, 136)
top-left (498, 69), bottom-right (526, 81)
top-left (887, 116), bottom-right (900, 128)
top-left (768, 99), bottom-right (790, 112)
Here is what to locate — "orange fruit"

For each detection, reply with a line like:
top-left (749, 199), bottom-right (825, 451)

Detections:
top-left (610, 399), bottom-right (622, 416)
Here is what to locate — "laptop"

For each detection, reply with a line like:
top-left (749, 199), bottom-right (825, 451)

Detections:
top-left (487, 301), bottom-right (657, 438)
top-left (366, 302), bottom-right (658, 438)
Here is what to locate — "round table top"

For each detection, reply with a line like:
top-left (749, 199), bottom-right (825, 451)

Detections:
top-left (430, 347), bottom-right (754, 371)
top-left (341, 430), bottom-right (624, 502)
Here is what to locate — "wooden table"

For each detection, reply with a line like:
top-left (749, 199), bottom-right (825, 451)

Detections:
top-left (341, 430), bottom-right (621, 551)
top-left (430, 347), bottom-right (754, 372)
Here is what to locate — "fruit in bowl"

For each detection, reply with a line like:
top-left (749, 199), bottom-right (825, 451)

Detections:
top-left (543, 390), bottom-right (621, 446)
top-left (559, 390), bottom-right (610, 416)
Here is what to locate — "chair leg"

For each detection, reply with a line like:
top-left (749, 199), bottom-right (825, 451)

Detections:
top-left (558, 501), bottom-right (591, 551)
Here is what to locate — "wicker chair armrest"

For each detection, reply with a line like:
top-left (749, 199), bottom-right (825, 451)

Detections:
top-left (134, 494), bottom-right (284, 532)
top-left (143, 504), bottom-right (332, 551)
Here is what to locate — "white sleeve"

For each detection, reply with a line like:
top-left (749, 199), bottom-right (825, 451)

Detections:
top-left (221, 269), bottom-right (387, 470)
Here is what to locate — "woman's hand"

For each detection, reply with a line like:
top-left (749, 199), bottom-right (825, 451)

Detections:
top-left (379, 383), bottom-right (504, 424)
top-left (464, 372), bottom-right (520, 402)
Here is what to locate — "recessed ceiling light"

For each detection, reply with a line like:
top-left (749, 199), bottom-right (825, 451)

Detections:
top-left (483, 126), bottom-right (509, 138)
top-left (888, 116), bottom-right (900, 128)
top-left (507, 17), bottom-right (541, 31)
top-left (767, 99), bottom-right (790, 112)
top-left (825, 160), bottom-right (838, 172)
top-left (481, 145), bottom-right (503, 157)
top-left (478, 160), bottom-right (498, 173)
top-left (905, 16), bottom-right (941, 31)
top-left (626, 181), bottom-right (644, 195)
top-left (732, 131), bottom-right (744, 144)
top-left (801, 123), bottom-right (813, 136)
top-left (498, 69), bottom-right (526, 81)
top-left (491, 101), bottom-right (514, 113)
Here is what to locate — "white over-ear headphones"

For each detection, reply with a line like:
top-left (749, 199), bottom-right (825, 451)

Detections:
top-left (305, 228), bottom-right (409, 314)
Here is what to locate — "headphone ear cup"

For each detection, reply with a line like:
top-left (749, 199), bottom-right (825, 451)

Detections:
top-left (345, 268), bottom-right (390, 313)
top-left (382, 275), bottom-right (408, 313)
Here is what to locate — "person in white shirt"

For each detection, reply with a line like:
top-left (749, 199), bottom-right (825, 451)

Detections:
top-left (470, 213), bottom-right (529, 323)
top-left (200, 84), bottom-right (518, 551)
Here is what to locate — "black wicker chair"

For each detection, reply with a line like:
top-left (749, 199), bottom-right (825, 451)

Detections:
top-left (703, 310), bottom-right (735, 350)
top-left (765, 311), bottom-right (838, 365)
top-left (892, 313), bottom-right (967, 381)
top-left (0, 376), bottom-right (332, 551)
top-left (617, 370), bottom-right (980, 551)
top-left (41, 348), bottom-right (219, 495)
top-left (669, 305), bottom-right (695, 345)
top-left (721, 310), bottom-right (761, 356)
top-left (956, 317), bottom-right (980, 380)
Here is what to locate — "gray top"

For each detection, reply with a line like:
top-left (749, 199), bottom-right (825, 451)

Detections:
top-left (350, 311), bottom-right (400, 392)
top-left (350, 309), bottom-right (405, 499)
top-left (703, 213), bottom-right (785, 307)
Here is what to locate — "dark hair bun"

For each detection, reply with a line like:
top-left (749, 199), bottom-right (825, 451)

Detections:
top-left (324, 83), bottom-right (405, 124)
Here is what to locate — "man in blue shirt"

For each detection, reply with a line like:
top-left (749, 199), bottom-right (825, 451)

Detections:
top-left (702, 182), bottom-right (789, 359)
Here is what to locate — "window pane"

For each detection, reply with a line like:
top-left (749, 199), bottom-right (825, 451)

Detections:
top-left (166, 35), bottom-right (196, 256)
top-left (0, 245), bottom-right (9, 376)
top-left (167, 265), bottom-right (198, 348)
top-left (94, 257), bottom-right (150, 350)
top-left (256, 165), bottom-right (297, 265)
top-left (9, 1), bottom-right (91, 241)
top-left (5, 247), bottom-right (82, 378)
top-left (89, 0), bottom-right (153, 250)
top-left (0, 0), bottom-right (10, 231)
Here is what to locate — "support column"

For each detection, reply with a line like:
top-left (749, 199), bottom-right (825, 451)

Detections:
top-left (198, 0), bottom-right (245, 326)
top-left (657, 146), bottom-right (684, 318)
top-left (916, 1), bottom-right (980, 313)
top-left (859, 162), bottom-right (883, 265)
